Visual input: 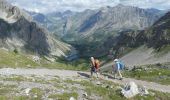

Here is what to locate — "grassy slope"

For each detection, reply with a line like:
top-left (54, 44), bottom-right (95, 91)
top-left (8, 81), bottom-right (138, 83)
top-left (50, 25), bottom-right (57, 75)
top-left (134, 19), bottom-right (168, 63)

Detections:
top-left (0, 49), bottom-right (89, 70)
top-left (0, 49), bottom-right (38, 68)
top-left (123, 63), bottom-right (170, 85)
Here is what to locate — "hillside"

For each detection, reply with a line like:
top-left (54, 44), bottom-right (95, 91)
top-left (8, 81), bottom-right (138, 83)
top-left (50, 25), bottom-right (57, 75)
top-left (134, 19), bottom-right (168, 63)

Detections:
top-left (0, 0), bottom-right (72, 57)
top-left (102, 12), bottom-right (170, 68)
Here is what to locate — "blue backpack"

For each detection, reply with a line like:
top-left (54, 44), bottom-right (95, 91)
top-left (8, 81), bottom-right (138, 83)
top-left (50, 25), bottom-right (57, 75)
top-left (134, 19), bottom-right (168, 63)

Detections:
top-left (118, 61), bottom-right (125, 70)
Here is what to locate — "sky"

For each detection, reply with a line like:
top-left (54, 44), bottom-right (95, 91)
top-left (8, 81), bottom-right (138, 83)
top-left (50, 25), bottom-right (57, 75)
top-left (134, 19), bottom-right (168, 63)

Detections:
top-left (7, 0), bottom-right (170, 13)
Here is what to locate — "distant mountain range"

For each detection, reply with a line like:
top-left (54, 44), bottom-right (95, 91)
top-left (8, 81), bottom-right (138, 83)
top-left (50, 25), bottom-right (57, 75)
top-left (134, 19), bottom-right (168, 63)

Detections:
top-left (29, 4), bottom-right (167, 57)
top-left (0, 0), bottom-right (72, 57)
top-left (30, 4), bottom-right (163, 40)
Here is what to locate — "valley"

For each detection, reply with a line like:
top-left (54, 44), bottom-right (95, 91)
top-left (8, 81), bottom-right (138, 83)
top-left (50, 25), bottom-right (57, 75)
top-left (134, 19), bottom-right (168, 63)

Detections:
top-left (0, 0), bottom-right (170, 100)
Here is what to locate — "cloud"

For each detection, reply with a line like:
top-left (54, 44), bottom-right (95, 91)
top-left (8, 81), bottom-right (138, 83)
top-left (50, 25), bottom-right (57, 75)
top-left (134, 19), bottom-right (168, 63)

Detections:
top-left (119, 0), bottom-right (170, 10)
top-left (7, 0), bottom-right (170, 13)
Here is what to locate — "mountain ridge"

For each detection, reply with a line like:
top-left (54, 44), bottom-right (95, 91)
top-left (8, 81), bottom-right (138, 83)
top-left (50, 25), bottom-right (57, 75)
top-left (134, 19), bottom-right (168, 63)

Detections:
top-left (0, 0), bottom-right (72, 57)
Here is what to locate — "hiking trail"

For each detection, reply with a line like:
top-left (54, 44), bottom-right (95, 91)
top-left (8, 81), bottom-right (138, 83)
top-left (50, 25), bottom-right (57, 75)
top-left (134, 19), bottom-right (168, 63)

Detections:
top-left (0, 68), bottom-right (170, 93)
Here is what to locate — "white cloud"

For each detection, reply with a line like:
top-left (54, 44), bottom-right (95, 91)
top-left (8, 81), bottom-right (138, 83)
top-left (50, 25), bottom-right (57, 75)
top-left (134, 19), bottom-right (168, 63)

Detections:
top-left (119, 0), bottom-right (170, 10)
top-left (7, 0), bottom-right (170, 13)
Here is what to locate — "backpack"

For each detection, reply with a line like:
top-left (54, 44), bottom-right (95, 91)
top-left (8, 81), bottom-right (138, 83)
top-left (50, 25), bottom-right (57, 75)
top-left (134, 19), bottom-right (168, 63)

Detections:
top-left (94, 59), bottom-right (100, 69)
top-left (118, 61), bottom-right (125, 70)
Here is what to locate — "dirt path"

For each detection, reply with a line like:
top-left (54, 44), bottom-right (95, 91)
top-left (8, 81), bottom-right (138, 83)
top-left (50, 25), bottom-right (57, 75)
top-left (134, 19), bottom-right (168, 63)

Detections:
top-left (0, 68), bottom-right (170, 93)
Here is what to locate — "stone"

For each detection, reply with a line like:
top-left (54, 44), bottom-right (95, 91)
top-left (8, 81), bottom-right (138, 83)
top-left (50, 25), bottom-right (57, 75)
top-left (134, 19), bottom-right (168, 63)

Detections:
top-left (105, 85), bottom-right (110, 88)
top-left (138, 86), bottom-right (149, 96)
top-left (33, 56), bottom-right (40, 62)
top-left (121, 82), bottom-right (139, 98)
top-left (70, 97), bottom-right (75, 100)
top-left (105, 76), bottom-right (109, 80)
top-left (83, 92), bottom-right (88, 97)
top-left (25, 88), bottom-right (31, 95)
top-left (34, 95), bottom-right (38, 98)
top-left (96, 81), bottom-right (101, 85)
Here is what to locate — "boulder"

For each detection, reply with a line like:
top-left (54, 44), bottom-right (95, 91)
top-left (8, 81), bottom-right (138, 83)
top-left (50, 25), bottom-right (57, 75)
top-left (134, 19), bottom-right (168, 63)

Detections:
top-left (121, 81), bottom-right (139, 98)
top-left (69, 97), bottom-right (75, 100)
top-left (83, 92), bottom-right (88, 97)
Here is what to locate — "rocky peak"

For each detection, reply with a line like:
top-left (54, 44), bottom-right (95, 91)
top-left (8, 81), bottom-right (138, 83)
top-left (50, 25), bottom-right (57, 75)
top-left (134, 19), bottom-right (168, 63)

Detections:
top-left (0, 0), bottom-right (72, 57)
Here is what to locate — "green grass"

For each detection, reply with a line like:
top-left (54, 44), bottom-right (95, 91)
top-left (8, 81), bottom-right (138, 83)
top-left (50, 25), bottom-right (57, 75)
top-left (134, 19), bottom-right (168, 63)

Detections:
top-left (40, 58), bottom-right (89, 71)
top-left (13, 96), bottom-right (29, 100)
top-left (3, 75), bottom-right (27, 82)
top-left (0, 84), bottom-right (18, 95)
top-left (78, 80), bottom-right (125, 100)
top-left (78, 80), bottom-right (170, 100)
top-left (30, 88), bottom-right (44, 100)
top-left (0, 49), bottom-right (39, 68)
top-left (0, 49), bottom-right (89, 71)
top-left (0, 95), bottom-right (29, 100)
top-left (123, 65), bottom-right (170, 85)
top-left (135, 90), bottom-right (170, 100)
top-left (48, 92), bottom-right (78, 100)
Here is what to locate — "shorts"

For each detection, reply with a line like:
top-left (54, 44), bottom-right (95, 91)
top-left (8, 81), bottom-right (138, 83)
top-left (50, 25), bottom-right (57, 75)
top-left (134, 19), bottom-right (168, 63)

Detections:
top-left (113, 66), bottom-right (120, 73)
top-left (91, 67), bottom-right (98, 73)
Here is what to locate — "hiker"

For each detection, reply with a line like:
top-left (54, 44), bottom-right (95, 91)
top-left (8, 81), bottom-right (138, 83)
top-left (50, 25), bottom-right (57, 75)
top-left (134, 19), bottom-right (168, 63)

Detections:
top-left (90, 57), bottom-right (100, 78)
top-left (112, 59), bottom-right (123, 80)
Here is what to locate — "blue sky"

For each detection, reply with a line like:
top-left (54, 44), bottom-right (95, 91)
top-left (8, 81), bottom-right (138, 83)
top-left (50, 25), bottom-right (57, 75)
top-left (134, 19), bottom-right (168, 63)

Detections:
top-left (8, 0), bottom-right (170, 13)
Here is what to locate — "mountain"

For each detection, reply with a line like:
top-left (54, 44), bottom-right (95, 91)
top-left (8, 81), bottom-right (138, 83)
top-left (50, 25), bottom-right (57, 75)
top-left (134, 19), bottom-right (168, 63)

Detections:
top-left (30, 4), bottom-right (164, 57)
top-left (31, 5), bottom-right (162, 41)
top-left (29, 10), bottom-right (75, 38)
top-left (116, 11), bottom-right (170, 50)
top-left (0, 0), bottom-right (72, 57)
top-left (57, 4), bottom-right (162, 41)
top-left (115, 11), bottom-right (170, 64)
top-left (102, 12), bottom-right (170, 68)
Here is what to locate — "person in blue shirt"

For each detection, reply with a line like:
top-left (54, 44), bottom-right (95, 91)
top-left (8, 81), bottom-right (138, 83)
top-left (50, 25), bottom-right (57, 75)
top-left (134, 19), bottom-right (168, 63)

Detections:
top-left (112, 59), bottom-right (123, 80)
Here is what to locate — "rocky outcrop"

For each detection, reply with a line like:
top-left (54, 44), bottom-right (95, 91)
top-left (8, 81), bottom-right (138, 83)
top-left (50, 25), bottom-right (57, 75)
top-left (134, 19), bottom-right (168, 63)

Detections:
top-left (0, 0), bottom-right (72, 57)
top-left (115, 11), bottom-right (170, 50)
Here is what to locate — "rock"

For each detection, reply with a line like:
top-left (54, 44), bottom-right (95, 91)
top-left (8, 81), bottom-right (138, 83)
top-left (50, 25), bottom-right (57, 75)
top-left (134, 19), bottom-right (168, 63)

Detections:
top-left (33, 56), bottom-right (40, 62)
top-left (96, 81), bottom-right (101, 85)
top-left (32, 78), bottom-right (35, 82)
top-left (0, 0), bottom-right (72, 57)
top-left (83, 92), bottom-right (88, 97)
top-left (25, 88), bottom-right (31, 95)
top-left (121, 82), bottom-right (139, 98)
top-left (34, 95), bottom-right (38, 98)
top-left (138, 86), bottom-right (149, 96)
top-left (70, 97), bottom-right (75, 100)
top-left (105, 85), bottom-right (110, 89)
top-left (110, 85), bottom-right (113, 89)
top-left (105, 76), bottom-right (109, 80)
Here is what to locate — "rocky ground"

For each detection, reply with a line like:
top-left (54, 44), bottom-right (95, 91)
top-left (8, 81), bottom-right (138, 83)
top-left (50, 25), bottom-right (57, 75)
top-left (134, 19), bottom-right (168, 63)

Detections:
top-left (0, 68), bottom-right (170, 100)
